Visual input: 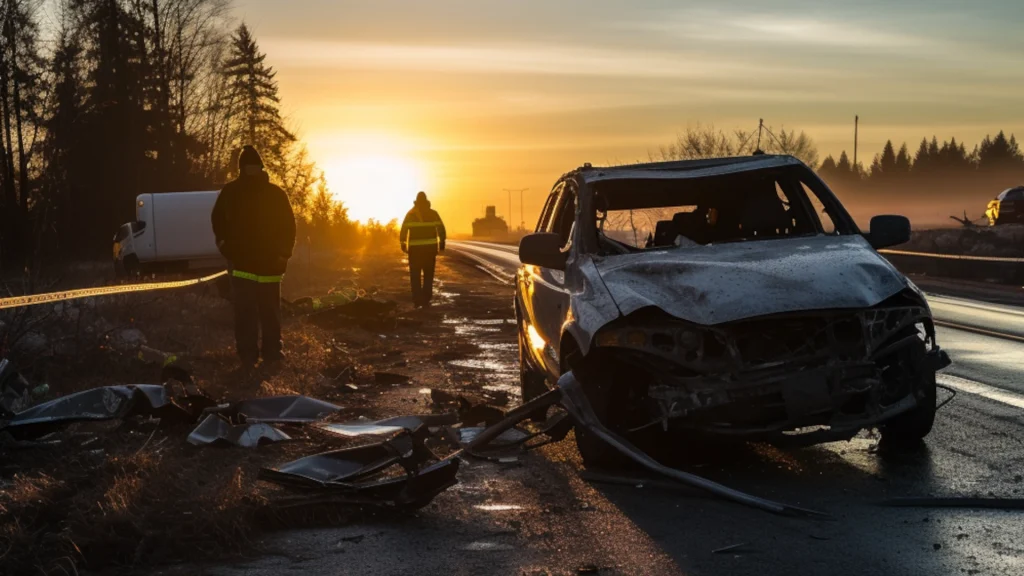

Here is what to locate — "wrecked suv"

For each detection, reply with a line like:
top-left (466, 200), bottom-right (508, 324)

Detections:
top-left (514, 155), bottom-right (951, 465)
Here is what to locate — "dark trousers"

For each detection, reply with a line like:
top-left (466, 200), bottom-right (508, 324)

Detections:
top-left (408, 246), bottom-right (437, 305)
top-left (231, 276), bottom-right (282, 363)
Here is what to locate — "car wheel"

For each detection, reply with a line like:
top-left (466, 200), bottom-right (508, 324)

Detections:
top-left (519, 323), bottom-right (550, 422)
top-left (881, 371), bottom-right (937, 447)
top-left (571, 355), bottom-right (635, 469)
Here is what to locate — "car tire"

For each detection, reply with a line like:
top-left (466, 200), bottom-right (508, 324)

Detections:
top-left (519, 324), bottom-right (550, 422)
top-left (881, 371), bottom-right (937, 447)
top-left (571, 356), bottom-right (633, 469)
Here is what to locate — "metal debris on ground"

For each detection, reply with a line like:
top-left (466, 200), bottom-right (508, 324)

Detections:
top-left (315, 413), bottom-right (459, 438)
top-left (210, 395), bottom-right (341, 423)
top-left (260, 431), bottom-right (459, 509)
top-left (0, 379), bottom-right (214, 439)
top-left (187, 414), bottom-right (291, 447)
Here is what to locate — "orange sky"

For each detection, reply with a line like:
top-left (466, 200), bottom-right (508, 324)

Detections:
top-left (235, 0), bottom-right (1024, 232)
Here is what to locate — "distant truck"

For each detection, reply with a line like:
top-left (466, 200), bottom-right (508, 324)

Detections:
top-left (113, 191), bottom-right (225, 276)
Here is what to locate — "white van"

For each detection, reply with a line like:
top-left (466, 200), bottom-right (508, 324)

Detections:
top-left (114, 191), bottom-right (225, 276)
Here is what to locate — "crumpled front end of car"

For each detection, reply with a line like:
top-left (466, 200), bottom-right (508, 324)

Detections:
top-left (588, 290), bottom-right (950, 443)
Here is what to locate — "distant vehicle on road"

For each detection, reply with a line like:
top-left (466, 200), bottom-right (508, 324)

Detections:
top-left (514, 155), bottom-right (951, 466)
top-left (986, 186), bottom-right (1024, 226)
top-left (114, 191), bottom-right (224, 276)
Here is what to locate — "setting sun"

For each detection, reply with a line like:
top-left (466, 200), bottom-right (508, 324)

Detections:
top-left (324, 154), bottom-right (427, 223)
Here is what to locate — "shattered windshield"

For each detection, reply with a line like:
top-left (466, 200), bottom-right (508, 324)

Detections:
top-left (593, 167), bottom-right (850, 252)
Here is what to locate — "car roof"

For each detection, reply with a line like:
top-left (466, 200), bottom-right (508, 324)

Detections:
top-left (577, 154), bottom-right (805, 184)
top-left (998, 186), bottom-right (1024, 199)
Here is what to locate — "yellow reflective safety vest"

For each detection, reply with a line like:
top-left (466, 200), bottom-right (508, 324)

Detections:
top-left (400, 206), bottom-right (446, 249)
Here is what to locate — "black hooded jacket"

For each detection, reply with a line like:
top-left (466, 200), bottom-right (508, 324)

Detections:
top-left (211, 171), bottom-right (296, 276)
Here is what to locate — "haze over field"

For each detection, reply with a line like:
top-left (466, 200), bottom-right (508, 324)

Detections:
top-left (233, 0), bottom-right (1024, 229)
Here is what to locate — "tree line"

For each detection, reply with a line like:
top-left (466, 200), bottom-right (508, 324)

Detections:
top-left (819, 131), bottom-right (1024, 186)
top-left (657, 124), bottom-right (1023, 214)
top-left (0, 0), bottom-right (380, 271)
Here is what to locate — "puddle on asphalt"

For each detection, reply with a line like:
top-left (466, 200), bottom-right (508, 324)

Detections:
top-left (443, 317), bottom-right (515, 336)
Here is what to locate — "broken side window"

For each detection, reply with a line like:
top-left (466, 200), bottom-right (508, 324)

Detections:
top-left (801, 183), bottom-right (837, 234)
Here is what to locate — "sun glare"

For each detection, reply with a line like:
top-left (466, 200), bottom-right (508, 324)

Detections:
top-left (325, 154), bottom-right (426, 223)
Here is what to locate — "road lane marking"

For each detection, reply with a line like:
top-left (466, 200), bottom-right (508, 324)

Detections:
top-left (937, 374), bottom-right (1024, 410)
top-left (934, 320), bottom-right (1024, 343)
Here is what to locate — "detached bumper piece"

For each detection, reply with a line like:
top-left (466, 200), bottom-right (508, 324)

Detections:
top-left (259, 431), bottom-right (460, 510)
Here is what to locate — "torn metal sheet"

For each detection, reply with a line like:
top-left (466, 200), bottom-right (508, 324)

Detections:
top-left (260, 433), bottom-right (459, 509)
top-left (554, 372), bottom-right (830, 518)
top-left (188, 414), bottom-right (290, 447)
top-left (456, 426), bottom-right (530, 446)
top-left (315, 413), bottom-right (459, 438)
top-left (226, 395), bottom-right (341, 423)
top-left (1, 383), bottom-right (212, 438)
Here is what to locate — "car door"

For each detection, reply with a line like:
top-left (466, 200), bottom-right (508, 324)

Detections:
top-left (519, 183), bottom-right (562, 364)
top-left (530, 181), bottom-right (576, 377)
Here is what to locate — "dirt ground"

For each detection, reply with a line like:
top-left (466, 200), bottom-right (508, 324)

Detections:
top-left (0, 248), bottom-right (534, 575)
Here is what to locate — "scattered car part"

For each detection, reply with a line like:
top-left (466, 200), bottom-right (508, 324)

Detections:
top-left (260, 432), bottom-right (459, 509)
top-left (315, 413), bottom-right (459, 438)
top-left (212, 395), bottom-right (341, 423)
top-left (187, 414), bottom-right (291, 447)
top-left (1, 383), bottom-right (213, 439)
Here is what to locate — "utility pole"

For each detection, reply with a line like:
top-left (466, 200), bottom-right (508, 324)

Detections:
top-left (853, 115), bottom-right (859, 175)
top-left (504, 188), bottom-right (529, 232)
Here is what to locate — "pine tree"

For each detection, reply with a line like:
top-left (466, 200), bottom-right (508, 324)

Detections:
top-left (836, 151), bottom-right (853, 176)
top-left (912, 138), bottom-right (930, 174)
top-left (977, 130), bottom-right (1024, 171)
top-left (894, 143), bottom-right (912, 175)
top-left (222, 22), bottom-right (294, 179)
top-left (818, 155), bottom-right (837, 179)
top-left (877, 140), bottom-right (897, 178)
top-left (869, 155), bottom-right (884, 179)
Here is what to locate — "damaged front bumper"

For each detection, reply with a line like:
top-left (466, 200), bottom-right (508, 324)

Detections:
top-left (590, 304), bottom-right (952, 442)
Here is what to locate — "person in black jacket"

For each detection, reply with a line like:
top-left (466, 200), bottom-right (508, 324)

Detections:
top-left (211, 145), bottom-right (296, 366)
top-left (400, 191), bottom-right (446, 307)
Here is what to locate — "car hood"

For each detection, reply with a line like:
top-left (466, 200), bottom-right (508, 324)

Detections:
top-left (589, 235), bottom-right (908, 326)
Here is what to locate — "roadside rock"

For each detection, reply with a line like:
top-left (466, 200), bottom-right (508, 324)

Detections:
top-left (113, 328), bottom-right (147, 351)
top-left (14, 332), bottom-right (49, 355)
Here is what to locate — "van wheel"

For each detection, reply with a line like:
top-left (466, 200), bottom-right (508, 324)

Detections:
top-left (123, 254), bottom-right (140, 277)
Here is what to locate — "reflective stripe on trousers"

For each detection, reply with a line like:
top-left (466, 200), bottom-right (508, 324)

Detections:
top-left (231, 270), bottom-right (284, 283)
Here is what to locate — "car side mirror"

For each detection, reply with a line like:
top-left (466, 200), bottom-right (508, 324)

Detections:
top-left (866, 215), bottom-right (911, 249)
top-left (519, 233), bottom-right (567, 270)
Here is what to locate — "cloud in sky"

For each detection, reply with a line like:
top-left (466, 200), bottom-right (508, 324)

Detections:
top-left (261, 38), bottom-right (840, 81)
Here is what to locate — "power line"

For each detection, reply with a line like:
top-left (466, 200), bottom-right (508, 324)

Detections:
top-left (503, 188), bottom-right (529, 232)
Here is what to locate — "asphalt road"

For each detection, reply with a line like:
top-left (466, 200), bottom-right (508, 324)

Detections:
top-left (445, 239), bottom-right (1024, 575)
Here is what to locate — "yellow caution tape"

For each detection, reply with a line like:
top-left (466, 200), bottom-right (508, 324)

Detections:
top-left (879, 249), bottom-right (1024, 263)
top-left (0, 270), bottom-right (228, 310)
